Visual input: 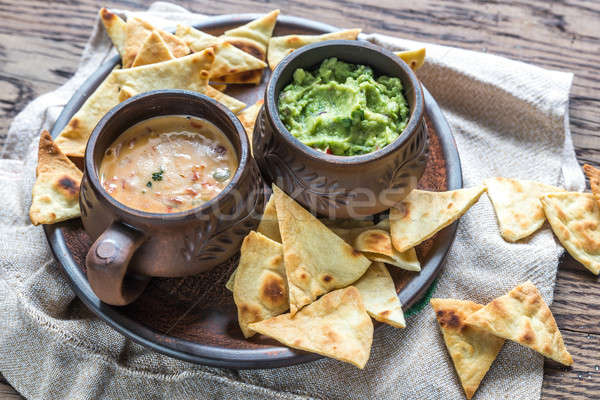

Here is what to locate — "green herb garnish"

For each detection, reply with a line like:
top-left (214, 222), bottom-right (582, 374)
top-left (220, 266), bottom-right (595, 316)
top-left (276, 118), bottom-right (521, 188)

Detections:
top-left (146, 181), bottom-right (152, 188)
top-left (152, 168), bottom-right (164, 181)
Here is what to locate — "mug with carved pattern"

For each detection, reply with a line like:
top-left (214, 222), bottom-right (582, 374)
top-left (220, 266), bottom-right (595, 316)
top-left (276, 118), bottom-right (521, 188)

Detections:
top-left (253, 40), bottom-right (428, 218)
top-left (80, 90), bottom-right (265, 306)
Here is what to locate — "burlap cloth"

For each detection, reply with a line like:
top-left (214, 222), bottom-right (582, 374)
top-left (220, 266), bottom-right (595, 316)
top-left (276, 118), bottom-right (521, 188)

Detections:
top-left (0, 2), bottom-right (585, 399)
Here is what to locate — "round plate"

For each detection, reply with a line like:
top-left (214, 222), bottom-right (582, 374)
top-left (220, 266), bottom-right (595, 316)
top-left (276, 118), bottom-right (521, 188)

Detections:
top-left (46, 14), bottom-right (462, 369)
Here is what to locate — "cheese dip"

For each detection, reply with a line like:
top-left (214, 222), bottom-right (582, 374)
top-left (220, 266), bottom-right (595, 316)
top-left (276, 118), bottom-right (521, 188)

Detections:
top-left (99, 115), bottom-right (237, 213)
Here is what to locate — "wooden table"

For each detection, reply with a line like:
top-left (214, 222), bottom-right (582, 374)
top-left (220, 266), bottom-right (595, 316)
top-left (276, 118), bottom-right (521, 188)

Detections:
top-left (1, 0), bottom-right (598, 398)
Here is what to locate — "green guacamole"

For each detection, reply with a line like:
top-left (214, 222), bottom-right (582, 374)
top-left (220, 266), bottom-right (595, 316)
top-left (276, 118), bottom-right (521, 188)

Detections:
top-left (278, 58), bottom-right (409, 156)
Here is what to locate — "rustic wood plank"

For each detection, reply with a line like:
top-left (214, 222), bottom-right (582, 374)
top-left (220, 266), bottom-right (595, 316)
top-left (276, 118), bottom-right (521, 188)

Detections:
top-left (542, 329), bottom-right (600, 399)
top-left (0, 0), bottom-right (599, 398)
top-left (552, 255), bottom-right (600, 335)
top-left (0, 374), bottom-right (22, 400)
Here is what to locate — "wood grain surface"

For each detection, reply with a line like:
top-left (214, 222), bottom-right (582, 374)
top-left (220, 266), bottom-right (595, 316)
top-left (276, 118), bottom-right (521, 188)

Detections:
top-left (1, 0), bottom-right (599, 399)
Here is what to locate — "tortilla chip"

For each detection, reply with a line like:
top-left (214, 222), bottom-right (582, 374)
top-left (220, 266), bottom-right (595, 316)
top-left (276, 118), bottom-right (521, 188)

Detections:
top-left (225, 269), bottom-right (236, 292)
top-left (233, 231), bottom-right (288, 338)
top-left (328, 219), bottom-right (389, 245)
top-left (390, 186), bottom-right (486, 252)
top-left (541, 192), bottom-right (600, 275)
top-left (176, 25), bottom-right (266, 82)
top-left (209, 40), bottom-right (267, 76)
top-left (237, 100), bottom-right (264, 146)
top-left (395, 48), bottom-right (426, 71)
top-left (123, 17), bottom-right (189, 67)
top-left (431, 298), bottom-right (505, 399)
top-left (203, 86), bottom-right (246, 114)
top-left (114, 48), bottom-right (213, 96)
top-left (354, 262), bottom-right (406, 328)
top-left (257, 193), bottom-right (281, 243)
top-left (222, 10), bottom-right (279, 61)
top-left (465, 281), bottom-right (573, 366)
top-left (211, 84), bottom-right (227, 92)
top-left (55, 71), bottom-right (121, 158)
top-left (30, 131), bottom-right (83, 225)
top-left (131, 30), bottom-right (175, 67)
top-left (355, 229), bottom-right (420, 271)
top-left (485, 177), bottom-right (565, 242)
top-left (211, 69), bottom-right (265, 85)
top-left (175, 24), bottom-right (221, 49)
top-left (249, 286), bottom-right (373, 368)
top-left (225, 194), bottom-right (281, 292)
top-left (267, 29), bottom-right (361, 70)
top-left (56, 49), bottom-right (214, 158)
top-left (583, 164), bottom-right (600, 208)
top-left (100, 8), bottom-right (127, 58)
top-left (273, 185), bottom-right (371, 316)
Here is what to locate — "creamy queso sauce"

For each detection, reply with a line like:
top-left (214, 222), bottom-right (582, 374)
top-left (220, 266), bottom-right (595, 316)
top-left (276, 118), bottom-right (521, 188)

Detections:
top-left (99, 115), bottom-right (238, 213)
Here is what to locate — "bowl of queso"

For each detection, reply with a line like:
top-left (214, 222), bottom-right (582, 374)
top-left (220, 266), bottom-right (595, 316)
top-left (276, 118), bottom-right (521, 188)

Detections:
top-left (99, 115), bottom-right (238, 214)
top-left (80, 90), bottom-right (265, 306)
top-left (253, 40), bottom-right (428, 218)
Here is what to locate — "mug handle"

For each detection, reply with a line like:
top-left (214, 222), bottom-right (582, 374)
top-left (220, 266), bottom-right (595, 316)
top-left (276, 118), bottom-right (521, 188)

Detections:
top-left (85, 222), bottom-right (149, 306)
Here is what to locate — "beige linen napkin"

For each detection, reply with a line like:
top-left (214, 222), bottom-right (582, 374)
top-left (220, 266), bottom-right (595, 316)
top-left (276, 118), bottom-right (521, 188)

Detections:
top-left (0, 2), bottom-right (584, 399)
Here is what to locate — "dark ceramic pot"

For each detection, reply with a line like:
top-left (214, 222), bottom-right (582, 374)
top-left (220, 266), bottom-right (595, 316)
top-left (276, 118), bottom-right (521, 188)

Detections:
top-left (80, 90), bottom-right (265, 306)
top-left (253, 40), bottom-right (428, 218)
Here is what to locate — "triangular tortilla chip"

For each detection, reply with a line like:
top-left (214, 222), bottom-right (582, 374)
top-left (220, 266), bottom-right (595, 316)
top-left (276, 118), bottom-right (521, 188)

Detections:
top-left (30, 131), bottom-right (83, 225)
top-left (431, 298), bottom-right (505, 399)
top-left (100, 8), bottom-right (127, 58)
top-left (541, 192), bottom-right (600, 275)
top-left (485, 177), bottom-right (564, 242)
top-left (273, 185), bottom-right (371, 316)
top-left (395, 48), bottom-right (426, 71)
top-left (55, 70), bottom-right (122, 158)
top-left (355, 229), bottom-right (420, 271)
top-left (583, 164), bottom-right (600, 209)
top-left (237, 100), bottom-right (264, 147)
top-left (267, 29), bottom-right (361, 70)
top-left (176, 25), bottom-right (266, 82)
top-left (226, 194), bottom-right (281, 292)
top-left (390, 186), bottom-right (486, 252)
top-left (222, 10), bottom-right (279, 60)
top-left (215, 10), bottom-right (279, 84)
top-left (123, 17), bottom-right (190, 68)
top-left (354, 262), bottom-right (406, 328)
top-left (465, 281), bottom-right (573, 366)
top-left (56, 49), bottom-right (214, 158)
top-left (249, 286), bottom-right (373, 368)
top-left (328, 219), bottom-right (389, 244)
top-left (175, 24), bottom-right (221, 49)
top-left (210, 69), bottom-right (264, 85)
top-left (131, 30), bottom-right (175, 67)
top-left (203, 86), bottom-right (246, 114)
top-left (257, 193), bottom-right (281, 242)
top-left (233, 231), bottom-right (288, 338)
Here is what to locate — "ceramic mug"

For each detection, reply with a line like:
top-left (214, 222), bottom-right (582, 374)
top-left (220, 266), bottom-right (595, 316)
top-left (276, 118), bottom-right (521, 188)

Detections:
top-left (80, 90), bottom-right (265, 306)
top-left (253, 40), bottom-right (428, 218)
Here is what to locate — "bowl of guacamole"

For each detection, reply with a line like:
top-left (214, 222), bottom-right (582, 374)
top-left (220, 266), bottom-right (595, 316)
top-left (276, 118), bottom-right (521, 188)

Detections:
top-left (255, 40), bottom-right (427, 218)
top-left (278, 57), bottom-right (410, 156)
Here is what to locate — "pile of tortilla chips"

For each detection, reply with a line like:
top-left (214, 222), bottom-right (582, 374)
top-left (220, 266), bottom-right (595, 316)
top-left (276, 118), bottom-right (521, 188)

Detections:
top-left (228, 183), bottom-right (487, 368)
top-left (55, 8), bottom-right (284, 160)
top-left (228, 169), bottom-right (600, 373)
